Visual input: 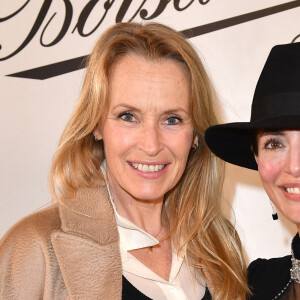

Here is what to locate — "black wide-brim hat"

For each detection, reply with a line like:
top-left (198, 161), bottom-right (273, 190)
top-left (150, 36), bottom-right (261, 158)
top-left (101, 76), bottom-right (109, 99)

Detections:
top-left (205, 42), bottom-right (300, 170)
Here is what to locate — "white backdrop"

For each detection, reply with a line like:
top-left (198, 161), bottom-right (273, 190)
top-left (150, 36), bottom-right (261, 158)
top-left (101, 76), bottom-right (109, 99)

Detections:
top-left (1, 0), bottom-right (300, 264)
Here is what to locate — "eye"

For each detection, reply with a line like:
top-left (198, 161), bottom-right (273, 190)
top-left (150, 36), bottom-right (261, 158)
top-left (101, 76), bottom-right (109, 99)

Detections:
top-left (264, 138), bottom-right (283, 150)
top-left (119, 112), bottom-right (135, 122)
top-left (165, 116), bottom-right (181, 125)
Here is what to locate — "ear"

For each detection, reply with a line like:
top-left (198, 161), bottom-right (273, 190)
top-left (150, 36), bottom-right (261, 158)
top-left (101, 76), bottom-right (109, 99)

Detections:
top-left (193, 135), bottom-right (199, 147)
top-left (93, 122), bottom-right (103, 141)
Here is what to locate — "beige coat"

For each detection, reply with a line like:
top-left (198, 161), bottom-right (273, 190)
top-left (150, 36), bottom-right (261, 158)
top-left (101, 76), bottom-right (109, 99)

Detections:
top-left (0, 185), bottom-right (122, 299)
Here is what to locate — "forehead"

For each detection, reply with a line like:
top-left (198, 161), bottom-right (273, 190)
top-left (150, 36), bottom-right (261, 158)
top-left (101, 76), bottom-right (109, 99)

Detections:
top-left (107, 55), bottom-right (191, 111)
top-left (257, 130), bottom-right (284, 138)
top-left (109, 54), bottom-right (190, 81)
top-left (257, 129), bottom-right (300, 138)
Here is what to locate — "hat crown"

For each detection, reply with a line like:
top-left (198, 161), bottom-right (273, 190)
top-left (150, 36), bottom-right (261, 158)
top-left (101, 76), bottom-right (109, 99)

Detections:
top-left (205, 42), bottom-right (300, 171)
top-left (251, 42), bottom-right (300, 122)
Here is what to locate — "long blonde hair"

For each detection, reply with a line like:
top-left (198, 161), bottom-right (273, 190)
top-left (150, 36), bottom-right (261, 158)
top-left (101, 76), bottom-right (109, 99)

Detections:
top-left (49, 22), bottom-right (249, 299)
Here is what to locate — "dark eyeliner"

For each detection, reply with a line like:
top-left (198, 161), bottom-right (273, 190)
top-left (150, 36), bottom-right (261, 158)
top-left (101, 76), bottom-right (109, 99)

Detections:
top-left (264, 138), bottom-right (281, 149)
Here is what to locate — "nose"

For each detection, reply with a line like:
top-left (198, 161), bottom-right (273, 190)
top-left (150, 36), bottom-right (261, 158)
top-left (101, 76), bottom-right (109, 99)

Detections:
top-left (138, 122), bottom-right (163, 157)
top-left (285, 140), bottom-right (300, 177)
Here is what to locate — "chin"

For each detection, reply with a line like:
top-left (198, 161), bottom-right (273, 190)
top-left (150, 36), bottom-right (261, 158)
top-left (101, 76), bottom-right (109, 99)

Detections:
top-left (281, 207), bottom-right (300, 226)
top-left (130, 191), bottom-right (165, 202)
top-left (126, 182), bottom-right (170, 202)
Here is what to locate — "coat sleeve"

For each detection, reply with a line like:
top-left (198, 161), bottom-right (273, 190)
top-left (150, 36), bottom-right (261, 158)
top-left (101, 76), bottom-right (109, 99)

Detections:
top-left (0, 206), bottom-right (63, 299)
top-left (0, 216), bottom-right (47, 299)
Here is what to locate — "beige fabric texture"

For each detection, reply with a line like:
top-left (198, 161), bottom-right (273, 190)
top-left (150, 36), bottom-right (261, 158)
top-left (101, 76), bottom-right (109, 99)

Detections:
top-left (0, 185), bottom-right (122, 299)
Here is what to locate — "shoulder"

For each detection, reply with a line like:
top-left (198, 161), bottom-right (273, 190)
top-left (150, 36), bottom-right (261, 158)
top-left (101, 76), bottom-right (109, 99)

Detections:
top-left (0, 204), bottom-right (61, 250)
top-left (248, 255), bottom-right (291, 280)
top-left (0, 205), bottom-right (61, 293)
top-left (248, 255), bottom-right (291, 300)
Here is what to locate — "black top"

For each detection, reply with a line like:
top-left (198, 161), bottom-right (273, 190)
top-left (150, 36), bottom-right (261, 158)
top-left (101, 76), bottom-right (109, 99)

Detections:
top-left (248, 234), bottom-right (300, 300)
top-left (122, 276), bottom-right (212, 299)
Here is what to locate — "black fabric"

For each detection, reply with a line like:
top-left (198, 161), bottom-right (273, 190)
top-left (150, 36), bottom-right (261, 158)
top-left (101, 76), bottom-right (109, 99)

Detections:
top-left (247, 256), bottom-right (292, 300)
top-left (122, 275), bottom-right (212, 299)
top-left (292, 233), bottom-right (300, 259)
top-left (122, 276), bottom-right (152, 300)
top-left (202, 286), bottom-right (212, 300)
top-left (247, 233), bottom-right (300, 300)
top-left (205, 42), bottom-right (300, 171)
top-left (248, 255), bottom-right (292, 300)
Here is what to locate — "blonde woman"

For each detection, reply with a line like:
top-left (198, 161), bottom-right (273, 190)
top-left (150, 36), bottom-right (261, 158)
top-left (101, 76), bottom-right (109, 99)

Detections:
top-left (0, 22), bottom-right (248, 299)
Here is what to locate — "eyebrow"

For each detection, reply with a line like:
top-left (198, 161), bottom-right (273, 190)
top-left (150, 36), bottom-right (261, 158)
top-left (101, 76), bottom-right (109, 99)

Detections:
top-left (258, 130), bottom-right (284, 137)
top-left (112, 104), bottom-right (142, 113)
top-left (111, 104), bottom-right (190, 115)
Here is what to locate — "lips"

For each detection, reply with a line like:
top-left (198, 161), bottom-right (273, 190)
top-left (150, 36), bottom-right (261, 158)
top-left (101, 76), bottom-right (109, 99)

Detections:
top-left (129, 162), bottom-right (166, 172)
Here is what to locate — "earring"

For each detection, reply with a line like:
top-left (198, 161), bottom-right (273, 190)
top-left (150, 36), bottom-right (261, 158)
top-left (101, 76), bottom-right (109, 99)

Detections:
top-left (269, 199), bottom-right (278, 220)
top-left (192, 142), bottom-right (199, 151)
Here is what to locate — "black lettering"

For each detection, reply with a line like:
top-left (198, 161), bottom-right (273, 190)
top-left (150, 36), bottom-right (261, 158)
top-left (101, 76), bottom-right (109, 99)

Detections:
top-left (116, 0), bottom-right (147, 22)
top-left (116, 0), bottom-right (132, 23)
top-left (116, 0), bottom-right (171, 22)
top-left (139, 0), bottom-right (171, 20)
top-left (199, 0), bottom-right (210, 4)
top-left (73, 0), bottom-right (115, 37)
top-left (40, 0), bottom-right (73, 47)
top-left (292, 34), bottom-right (300, 43)
top-left (0, 0), bottom-right (30, 22)
top-left (0, 0), bottom-right (53, 61)
top-left (174, 0), bottom-right (194, 11)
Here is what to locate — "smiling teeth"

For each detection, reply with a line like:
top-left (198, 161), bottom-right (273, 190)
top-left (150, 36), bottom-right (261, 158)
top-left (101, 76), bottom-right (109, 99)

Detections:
top-left (286, 187), bottom-right (300, 194)
top-left (131, 163), bottom-right (165, 172)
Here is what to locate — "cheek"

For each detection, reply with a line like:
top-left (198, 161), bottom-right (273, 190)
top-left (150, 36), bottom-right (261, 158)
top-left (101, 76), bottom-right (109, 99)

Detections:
top-left (257, 158), bottom-right (280, 187)
top-left (165, 130), bottom-right (194, 154)
top-left (103, 125), bottom-right (134, 151)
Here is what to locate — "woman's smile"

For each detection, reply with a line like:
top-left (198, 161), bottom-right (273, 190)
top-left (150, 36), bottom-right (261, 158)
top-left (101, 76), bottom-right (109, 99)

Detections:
top-left (127, 161), bottom-right (170, 180)
top-left (280, 183), bottom-right (300, 201)
top-left (128, 162), bottom-right (167, 173)
top-left (285, 187), bottom-right (300, 194)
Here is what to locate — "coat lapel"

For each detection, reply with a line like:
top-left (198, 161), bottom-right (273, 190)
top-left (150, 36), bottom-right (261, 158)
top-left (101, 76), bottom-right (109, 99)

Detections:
top-left (51, 184), bottom-right (122, 299)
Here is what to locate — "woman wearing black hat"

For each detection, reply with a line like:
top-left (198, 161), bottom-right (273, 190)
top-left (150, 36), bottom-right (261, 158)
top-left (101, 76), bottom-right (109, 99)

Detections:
top-left (205, 42), bottom-right (300, 300)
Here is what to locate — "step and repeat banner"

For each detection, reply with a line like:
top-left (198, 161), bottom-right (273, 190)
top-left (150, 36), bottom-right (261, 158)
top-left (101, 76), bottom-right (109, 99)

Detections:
top-left (1, 0), bottom-right (300, 263)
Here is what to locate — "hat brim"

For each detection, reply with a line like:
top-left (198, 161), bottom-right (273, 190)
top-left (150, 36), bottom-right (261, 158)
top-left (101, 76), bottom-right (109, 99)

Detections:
top-left (205, 115), bottom-right (300, 170)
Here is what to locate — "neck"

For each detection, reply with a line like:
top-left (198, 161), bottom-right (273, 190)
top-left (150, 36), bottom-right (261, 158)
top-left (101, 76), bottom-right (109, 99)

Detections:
top-left (107, 172), bottom-right (167, 237)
